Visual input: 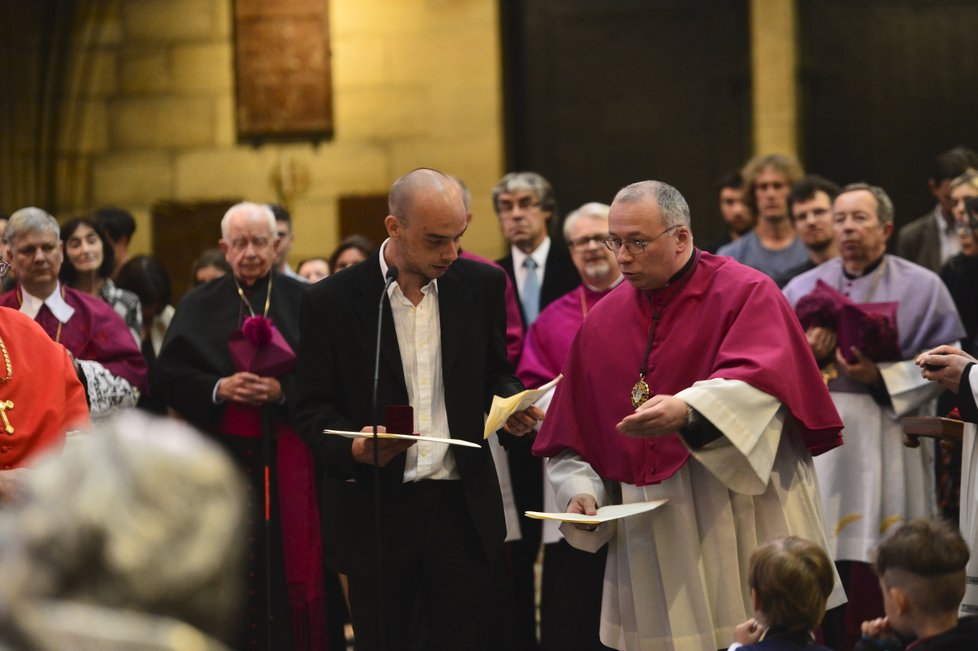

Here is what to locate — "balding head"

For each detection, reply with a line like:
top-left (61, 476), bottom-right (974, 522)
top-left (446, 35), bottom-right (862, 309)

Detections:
top-left (383, 168), bottom-right (467, 294)
top-left (388, 168), bottom-right (464, 225)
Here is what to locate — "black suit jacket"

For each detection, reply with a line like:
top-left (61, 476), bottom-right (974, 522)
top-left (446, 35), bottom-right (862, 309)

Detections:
top-left (155, 272), bottom-right (306, 430)
top-left (497, 239), bottom-right (581, 330)
top-left (292, 253), bottom-right (524, 577)
top-left (896, 208), bottom-right (943, 273)
top-left (496, 240), bottom-right (580, 525)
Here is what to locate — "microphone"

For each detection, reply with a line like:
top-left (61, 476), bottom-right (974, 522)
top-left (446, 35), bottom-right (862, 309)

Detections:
top-left (369, 263), bottom-right (398, 649)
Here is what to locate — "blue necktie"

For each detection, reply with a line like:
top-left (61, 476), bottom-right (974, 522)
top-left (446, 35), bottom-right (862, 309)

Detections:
top-left (522, 257), bottom-right (540, 325)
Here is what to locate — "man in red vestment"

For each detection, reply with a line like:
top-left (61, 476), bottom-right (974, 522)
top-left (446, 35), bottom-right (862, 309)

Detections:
top-left (0, 301), bottom-right (89, 499)
top-left (533, 180), bottom-right (845, 651)
top-left (0, 208), bottom-right (145, 418)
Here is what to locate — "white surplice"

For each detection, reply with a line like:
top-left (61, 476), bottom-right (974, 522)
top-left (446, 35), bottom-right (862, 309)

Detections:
top-left (548, 379), bottom-right (845, 651)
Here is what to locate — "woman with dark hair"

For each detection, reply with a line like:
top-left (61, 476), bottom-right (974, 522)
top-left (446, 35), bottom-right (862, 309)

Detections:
top-left (116, 255), bottom-right (175, 414)
top-left (190, 247), bottom-right (231, 287)
top-left (61, 216), bottom-right (142, 345)
top-left (327, 234), bottom-right (374, 274)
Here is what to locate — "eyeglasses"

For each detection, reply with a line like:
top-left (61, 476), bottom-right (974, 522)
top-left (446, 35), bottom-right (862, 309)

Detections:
top-left (604, 225), bottom-right (679, 255)
top-left (568, 233), bottom-right (609, 252)
top-left (497, 197), bottom-right (542, 214)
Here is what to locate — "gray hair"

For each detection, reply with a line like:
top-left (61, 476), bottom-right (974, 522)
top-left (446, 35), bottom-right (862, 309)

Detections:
top-left (0, 411), bottom-right (247, 642)
top-left (220, 202), bottom-right (276, 239)
top-left (6, 207), bottom-right (59, 248)
top-left (491, 171), bottom-right (557, 216)
top-left (839, 183), bottom-right (895, 224)
top-left (613, 181), bottom-right (691, 229)
top-left (562, 202), bottom-right (610, 242)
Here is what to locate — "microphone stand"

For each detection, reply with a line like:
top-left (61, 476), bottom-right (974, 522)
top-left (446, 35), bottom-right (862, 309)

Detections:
top-left (370, 265), bottom-right (398, 651)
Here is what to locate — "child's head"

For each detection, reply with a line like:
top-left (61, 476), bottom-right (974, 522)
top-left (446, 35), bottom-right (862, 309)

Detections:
top-left (872, 518), bottom-right (970, 636)
top-left (749, 536), bottom-right (834, 632)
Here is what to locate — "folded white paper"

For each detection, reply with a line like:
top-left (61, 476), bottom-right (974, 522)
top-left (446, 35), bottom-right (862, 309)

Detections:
top-left (524, 499), bottom-right (668, 524)
top-left (324, 429), bottom-right (482, 449)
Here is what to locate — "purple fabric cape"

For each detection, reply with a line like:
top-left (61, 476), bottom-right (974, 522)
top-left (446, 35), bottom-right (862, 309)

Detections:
top-left (0, 284), bottom-right (147, 393)
top-left (517, 283), bottom-right (610, 389)
top-left (459, 249), bottom-right (524, 365)
top-left (532, 251), bottom-right (843, 487)
top-left (783, 255), bottom-right (966, 395)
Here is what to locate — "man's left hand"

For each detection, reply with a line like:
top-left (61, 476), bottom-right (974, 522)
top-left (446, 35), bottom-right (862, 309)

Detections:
top-left (617, 394), bottom-right (686, 438)
top-left (836, 346), bottom-right (881, 386)
top-left (504, 405), bottom-right (545, 436)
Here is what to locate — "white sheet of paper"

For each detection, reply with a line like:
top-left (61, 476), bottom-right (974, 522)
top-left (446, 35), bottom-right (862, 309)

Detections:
top-left (483, 374), bottom-right (562, 439)
top-left (524, 499), bottom-right (668, 524)
top-left (323, 429), bottom-right (482, 449)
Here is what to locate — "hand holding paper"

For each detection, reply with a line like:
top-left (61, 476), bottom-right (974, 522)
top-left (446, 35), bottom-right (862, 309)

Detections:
top-left (347, 426), bottom-right (416, 466)
top-left (524, 499), bottom-right (668, 525)
top-left (484, 375), bottom-right (562, 439)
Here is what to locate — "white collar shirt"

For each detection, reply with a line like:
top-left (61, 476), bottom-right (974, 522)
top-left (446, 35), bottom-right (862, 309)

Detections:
top-left (19, 281), bottom-right (75, 323)
top-left (379, 240), bottom-right (458, 481)
top-left (933, 205), bottom-right (961, 264)
top-left (510, 236), bottom-right (551, 298)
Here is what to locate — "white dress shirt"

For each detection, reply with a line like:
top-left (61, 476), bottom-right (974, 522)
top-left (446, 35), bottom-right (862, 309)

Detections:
top-left (379, 240), bottom-right (458, 481)
top-left (510, 236), bottom-right (550, 299)
top-left (933, 205), bottom-right (962, 264)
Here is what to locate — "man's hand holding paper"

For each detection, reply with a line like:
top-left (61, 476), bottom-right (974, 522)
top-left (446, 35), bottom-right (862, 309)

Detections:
top-left (350, 425), bottom-right (416, 466)
top-left (484, 374), bottom-right (561, 438)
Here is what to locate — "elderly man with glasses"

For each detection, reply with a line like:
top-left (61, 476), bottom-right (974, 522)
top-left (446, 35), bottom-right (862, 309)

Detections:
top-left (0, 207), bottom-right (146, 418)
top-left (534, 180), bottom-right (846, 651)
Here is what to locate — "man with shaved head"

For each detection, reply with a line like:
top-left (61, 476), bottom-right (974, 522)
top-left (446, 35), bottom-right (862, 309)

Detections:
top-left (295, 168), bottom-right (542, 651)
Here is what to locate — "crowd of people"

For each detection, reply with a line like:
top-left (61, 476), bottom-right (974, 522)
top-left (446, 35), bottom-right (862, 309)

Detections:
top-left (0, 149), bottom-right (977, 651)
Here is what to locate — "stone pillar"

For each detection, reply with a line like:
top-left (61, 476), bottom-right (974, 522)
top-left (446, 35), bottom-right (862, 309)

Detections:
top-left (750, 0), bottom-right (797, 156)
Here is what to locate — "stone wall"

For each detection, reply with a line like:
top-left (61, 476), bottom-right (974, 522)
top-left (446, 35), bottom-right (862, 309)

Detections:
top-left (80, 0), bottom-right (507, 262)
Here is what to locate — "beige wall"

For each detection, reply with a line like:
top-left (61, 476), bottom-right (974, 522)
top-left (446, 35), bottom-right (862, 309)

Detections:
top-left (750, 0), bottom-right (798, 157)
top-left (78, 0), bottom-right (509, 264)
top-left (67, 0), bottom-right (800, 265)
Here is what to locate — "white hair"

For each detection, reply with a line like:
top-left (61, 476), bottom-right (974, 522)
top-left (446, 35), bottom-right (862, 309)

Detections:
top-left (563, 202), bottom-right (610, 242)
top-left (220, 202), bottom-right (276, 239)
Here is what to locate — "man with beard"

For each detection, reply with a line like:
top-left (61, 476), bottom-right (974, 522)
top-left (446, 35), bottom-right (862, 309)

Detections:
top-left (718, 154), bottom-right (809, 287)
top-left (705, 170), bottom-right (752, 253)
top-left (785, 175), bottom-right (840, 277)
